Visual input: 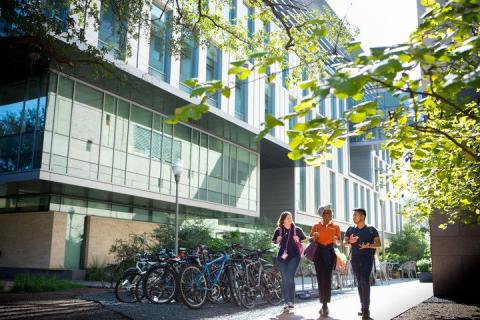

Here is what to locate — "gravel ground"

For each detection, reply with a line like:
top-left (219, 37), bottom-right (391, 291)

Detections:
top-left (393, 297), bottom-right (480, 320)
top-left (0, 288), bottom-right (127, 320)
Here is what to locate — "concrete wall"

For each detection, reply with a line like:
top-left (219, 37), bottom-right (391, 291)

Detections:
top-left (83, 215), bottom-right (159, 267)
top-left (260, 167), bottom-right (295, 224)
top-left (0, 211), bottom-right (66, 269)
top-left (430, 213), bottom-right (480, 303)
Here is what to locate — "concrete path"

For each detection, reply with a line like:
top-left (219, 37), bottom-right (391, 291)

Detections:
top-left (79, 279), bottom-right (432, 320)
top-left (269, 279), bottom-right (433, 320)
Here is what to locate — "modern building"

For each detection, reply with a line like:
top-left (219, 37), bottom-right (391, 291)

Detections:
top-left (0, 0), bottom-right (403, 278)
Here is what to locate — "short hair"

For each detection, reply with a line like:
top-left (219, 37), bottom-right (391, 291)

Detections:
top-left (353, 208), bottom-right (367, 218)
top-left (321, 208), bottom-right (333, 216)
top-left (277, 211), bottom-right (292, 228)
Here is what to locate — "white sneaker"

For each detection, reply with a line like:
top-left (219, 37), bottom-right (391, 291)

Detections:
top-left (288, 302), bottom-right (294, 309)
top-left (283, 304), bottom-right (289, 311)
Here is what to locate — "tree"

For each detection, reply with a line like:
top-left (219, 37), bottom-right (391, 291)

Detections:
top-left (176, 0), bottom-right (479, 227)
top-left (385, 223), bottom-right (429, 263)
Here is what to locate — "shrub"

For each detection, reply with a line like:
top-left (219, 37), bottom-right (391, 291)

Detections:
top-left (386, 223), bottom-right (430, 262)
top-left (11, 274), bottom-right (84, 293)
top-left (417, 258), bottom-right (432, 273)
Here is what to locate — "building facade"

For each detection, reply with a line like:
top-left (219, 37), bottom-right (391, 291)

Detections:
top-left (0, 0), bottom-right (402, 277)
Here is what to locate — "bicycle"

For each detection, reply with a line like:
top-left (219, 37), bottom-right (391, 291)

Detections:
top-left (115, 253), bottom-right (154, 303)
top-left (177, 244), bottom-right (239, 309)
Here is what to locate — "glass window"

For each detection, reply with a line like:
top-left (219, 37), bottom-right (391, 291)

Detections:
top-left (367, 189), bottom-right (371, 225)
top-left (331, 96), bottom-right (337, 119)
top-left (229, 0), bottom-right (237, 24)
top-left (289, 98), bottom-right (297, 129)
top-left (206, 45), bottom-right (221, 108)
top-left (390, 201), bottom-right (394, 231)
top-left (301, 69), bottom-right (308, 96)
top-left (339, 99), bottom-right (345, 118)
top-left (374, 193), bottom-right (379, 227)
top-left (296, 165), bottom-right (306, 212)
top-left (319, 98), bottom-right (326, 116)
top-left (314, 167), bottom-right (321, 211)
top-left (126, 105), bottom-right (152, 189)
top-left (330, 171), bottom-right (336, 217)
top-left (149, 4), bottom-right (171, 82)
top-left (180, 36), bottom-right (198, 92)
top-left (228, 145), bottom-right (237, 206)
top-left (247, 6), bottom-right (255, 37)
top-left (235, 79), bottom-right (248, 121)
top-left (98, 0), bottom-right (127, 59)
top-left (360, 186), bottom-right (365, 209)
top-left (353, 182), bottom-right (359, 207)
top-left (282, 54), bottom-right (289, 89)
top-left (0, 79), bottom-right (27, 172)
top-left (338, 148), bottom-right (343, 173)
top-left (265, 81), bottom-right (275, 135)
top-left (344, 178), bottom-right (349, 221)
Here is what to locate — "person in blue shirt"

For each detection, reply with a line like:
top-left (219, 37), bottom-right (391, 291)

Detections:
top-left (344, 208), bottom-right (381, 319)
top-left (271, 211), bottom-right (306, 311)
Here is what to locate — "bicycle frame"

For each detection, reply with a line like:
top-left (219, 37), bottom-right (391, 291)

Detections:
top-left (202, 253), bottom-right (230, 290)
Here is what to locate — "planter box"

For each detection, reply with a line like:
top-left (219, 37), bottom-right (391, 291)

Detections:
top-left (391, 271), bottom-right (401, 279)
top-left (419, 272), bottom-right (433, 283)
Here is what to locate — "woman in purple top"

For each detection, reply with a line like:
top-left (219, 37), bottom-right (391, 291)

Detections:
top-left (271, 211), bottom-right (306, 311)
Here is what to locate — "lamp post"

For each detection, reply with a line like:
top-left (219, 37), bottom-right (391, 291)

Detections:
top-left (172, 159), bottom-right (183, 256)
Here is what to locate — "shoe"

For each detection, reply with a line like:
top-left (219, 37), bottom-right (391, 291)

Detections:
top-left (287, 302), bottom-right (294, 309)
top-left (319, 304), bottom-right (329, 316)
top-left (358, 310), bottom-right (363, 316)
top-left (361, 308), bottom-right (370, 319)
top-left (283, 304), bottom-right (289, 311)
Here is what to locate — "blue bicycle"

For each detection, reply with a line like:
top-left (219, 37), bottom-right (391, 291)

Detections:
top-left (177, 245), bottom-right (238, 309)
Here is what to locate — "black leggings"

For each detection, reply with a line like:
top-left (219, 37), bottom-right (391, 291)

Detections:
top-left (314, 245), bottom-right (336, 304)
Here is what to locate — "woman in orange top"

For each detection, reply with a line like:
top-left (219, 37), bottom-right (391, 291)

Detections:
top-left (310, 205), bottom-right (341, 316)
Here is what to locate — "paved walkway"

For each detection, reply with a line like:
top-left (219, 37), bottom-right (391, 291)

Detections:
top-left (78, 279), bottom-right (432, 320)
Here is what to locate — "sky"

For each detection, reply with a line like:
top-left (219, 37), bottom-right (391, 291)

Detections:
top-left (325, 0), bottom-right (419, 50)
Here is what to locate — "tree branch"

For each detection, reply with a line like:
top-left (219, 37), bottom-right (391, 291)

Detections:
top-left (371, 77), bottom-right (480, 122)
top-left (410, 123), bottom-right (480, 162)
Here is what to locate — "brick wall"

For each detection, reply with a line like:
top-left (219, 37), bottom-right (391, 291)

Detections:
top-left (0, 211), bottom-right (67, 269)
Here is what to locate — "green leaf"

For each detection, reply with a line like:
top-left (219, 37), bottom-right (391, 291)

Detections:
top-left (347, 41), bottom-right (362, 53)
top-left (182, 79), bottom-right (198, 87)
top-left (228, 66), bottom-right (244, 75)
top-left (287, 149), bottom-right (303, 161)
top-left (294, 99), bottom-right (313, 113)
top-left (264, 114), bottom-right (283, 128)
top-left (298, 79), bottom-right (316, 90)
top-left (331, 139), bottom-right (346, 148)
top-left (237, 68), bottom-right (251, 80)
top-left (249, 51), bottom-right (268, 59)
top-left (221, 87), bottom-right (231, 98)
top-left (349, 111), bottom-right (367, 123)
top-left (190, 86), bottom-right (209, 97)
top-left (230, 59), bottom-right (248, 67)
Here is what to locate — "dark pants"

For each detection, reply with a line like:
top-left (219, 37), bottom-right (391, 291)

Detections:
top-left (351, 254), bottom-right (374, 310)
top-left (314, 245), bottom-right (336, 304)
top-left (277, 256), bottom-right (301, 304)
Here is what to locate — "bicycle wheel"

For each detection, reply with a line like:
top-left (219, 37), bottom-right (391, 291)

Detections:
top-left (227, 267), bottom-right (242, 307)
top-left (115, 272), bottom-right (142, 303)
top-left (263, 267), bottom-right (282, 305)
top-left (134, 272), bottom-right (148, 303)
top-left (144, 265), bottom-right (177, 304)
top-left (238, 270), bottom-right (256, 309)
top-left (178, 265), bottom-right (208, 309)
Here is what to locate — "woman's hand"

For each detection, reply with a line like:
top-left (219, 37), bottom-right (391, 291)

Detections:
top-left (293, 235), bottom-right (300, 243)
top-left (276, 236), bottom-right (282, 243)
